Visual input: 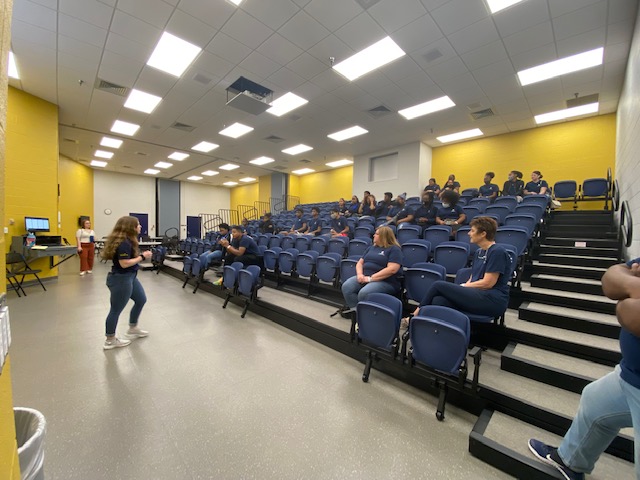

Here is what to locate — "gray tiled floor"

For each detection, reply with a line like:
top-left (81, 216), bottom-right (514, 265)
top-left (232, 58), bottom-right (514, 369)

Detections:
top-left (8, 259), bottom-right (511, 479)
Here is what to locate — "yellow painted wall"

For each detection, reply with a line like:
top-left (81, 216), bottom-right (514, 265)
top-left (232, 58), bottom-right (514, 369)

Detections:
top-left (258, 175), bottom-right (271, 205)
top-left (296, 166), bottom-right (353, 204)
top-left (0, 357), bottom-right (19, 480)
top-left (229, 183), bottom-right (259, 213)
top-left (288, 175), bottom-right (300, 201)
top-left (432, 114), bottom-right (616, 197)
top-left (5, 87), bottom-right (59, 278)
top-left (59, 155), bottom-right (94, 242)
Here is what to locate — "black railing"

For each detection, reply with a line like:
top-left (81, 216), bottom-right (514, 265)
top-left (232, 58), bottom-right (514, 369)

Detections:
top-left (254, 201), bottom-right (270, 215)
top-left (200, 213), bottom-right (224, 233)
top-left (286, 195), bottom-right (300, 211)
top-left (620, 201), bottom-right (633, 248)
top-left (219, 209), bottom-right (239, 226)
top-left (238, 204), bottom-right (259, 221)
top-left (612, 180), bottom-right (620, 212)
top-left (271, 197), bottom-right (286, 214)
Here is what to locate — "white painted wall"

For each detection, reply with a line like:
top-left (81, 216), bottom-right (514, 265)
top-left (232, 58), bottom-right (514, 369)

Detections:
top-left (94, 171), bottom-right (156, 237)
top-left (615, 6), bottom-right (640, 260)
top-left (352, 141), bottom-right (433, 200)
top-left (180, 182), bottom-right (230, 236)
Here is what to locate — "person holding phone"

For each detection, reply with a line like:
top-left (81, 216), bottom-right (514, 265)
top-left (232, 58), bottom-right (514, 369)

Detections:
top-left (76, 219), bottom-right (96, 276)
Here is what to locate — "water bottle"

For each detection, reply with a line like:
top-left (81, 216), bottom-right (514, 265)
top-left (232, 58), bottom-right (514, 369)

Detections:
top-left (26, 232), bottom-right (36, 248)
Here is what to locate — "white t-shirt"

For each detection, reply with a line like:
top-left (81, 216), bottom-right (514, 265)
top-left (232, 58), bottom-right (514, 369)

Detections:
top-left (76, 229), bottom-right (96, 243)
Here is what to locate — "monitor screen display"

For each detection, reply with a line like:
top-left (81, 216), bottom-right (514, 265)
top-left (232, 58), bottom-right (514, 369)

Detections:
top-left (25, 217), bottom-right (50, 232)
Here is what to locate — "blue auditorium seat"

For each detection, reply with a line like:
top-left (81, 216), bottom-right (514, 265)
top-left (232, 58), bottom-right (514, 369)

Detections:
top-left (348, 238), bottom-right (371, 257)
top-left (296, 250), bottom-right (320, 279)
top-left (237, 265), bottom-right (262, 318)
top-left (433, 241), bottom-right (470, 275)
top-left (423, 225), bottom-right (452, 251)
top-left (401, 240), bottom-right (432, 268)
top-left (221, 261), bottom-right (244, 309)
top-left (396, 224), bottom-right (421, 245)
top-left (404, 262), bottom-right (446, 305)
top-left (314, 252), bottom-right (343, 288)
top-left (310, 236), bottom-right (327, 254)
top-left (468, 197), bottom-right (490, 212)
top-left (327, 237), bottom-right (349, 257)
top-left (484, 205), bottom-right (512, 225)
top-left (493, 196), bottom-right (518, 212)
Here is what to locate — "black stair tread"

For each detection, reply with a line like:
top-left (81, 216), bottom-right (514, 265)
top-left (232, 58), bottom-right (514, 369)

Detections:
top-left (532, 261), bottom-right (607, 273)
top-left (482, 411), bottom-right (634, 478)
top-left (504, 311), bottom-right (621, 353)
top-left (538, 253), bottom-right (618, 261)
top-left (521, 302), bottom-right (619, 327)
top-left (509, 343), bottom-right (613, 382)
top-left (520, 283), bottom-right (617, 305)
top-left (530, 274), bottom-right (602, 286)
top-left (539, 244), bottom-right (618, 253)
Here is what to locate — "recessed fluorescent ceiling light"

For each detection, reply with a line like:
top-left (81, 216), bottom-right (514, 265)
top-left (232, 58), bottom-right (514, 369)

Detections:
top-left (100, 137), bottom-right (123, 149)
top-left (94, 150), bottom-right (114, 159)
top-left (147, 32), bottom-right (202, 77)
top-left (437, 128), bottom-right (484, 143)
top-left (534, 103), bottom-right (599, 125)
top-left (223, 181), bottom-right (239, 186)
top-left (90, 160), bottom-right (107, 167)
top-left (144, 168), bottom-right (160, 175)
top-left (486, 0), bottom-right (525, 14)
top-left (240, 177), bottom-right (256, 182)
top-left (228, 0), bottom-right (243, 5)
top-left (219, 122), bottom-right (254, 138)
top-left (187, 176), bottom-right (202, 181)
top-left (282, 144), bottom-right (313, 155)
top-left (249, 156), bottom-right (275, 166)
top-left (328, 126), bottom-right (368, 141)
top-left (267, 92), bottom-right (308, 117)
top-left (124, 89), bottom-right (162, 114)
top-left (168, 152), bottom-right (189, 161)
top-left (399, 96), bottom-right (456, 120)
top-left (292, 168), bottom-right (315, 175)
top-left (326, 159), bottom-right (353, 168)
top-left (192, 141), bottom-right (219, 152)
top-left (518, 47), bottom-right (604, 86)
top-left (201, 170), bottom-right (219, 176)
top-left (154, 161), bottom-right (173, 169)
top-left (219, 163), bottom-right (239, 170)
top-left (8, 52), bottom-right (19, 79)
top-left (111, 120), bottom-right (140, 136)
top-left (332, 36), bottom-right (406, 81)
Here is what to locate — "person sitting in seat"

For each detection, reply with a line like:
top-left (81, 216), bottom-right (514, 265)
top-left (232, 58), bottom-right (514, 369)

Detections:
top-left (345, 195), bottom-right (360, 217)
top-left (436, 190), bottom-right (466, 234)
top-left (307, 207), bottom-right (323, 236)
top-left (337, 198), bottom-right (348, 216)
top-left (439, 174), bottom-right (460, 198)
top-left (523, 170), bottom-right (550, 197)
top-left (329, 208), bottom-right (350, 238)
top-left (259, 212), bottom-right (274, 234)
top-left (283, 208), bottom-right (308, 235)
top-left (386, 193), bottom-right (414, 226)
top-left (403, 217), bottom-right (511, 327)
top-left (341, 226), bottom-right (403, 309)
top-left (423, 178), bottom-right (441, 196)
top-left (359, 192), bottom-right (376, 217)
top-left (376, 192), bottom-right (394, 218)
top-left (219, 225), bottom-right (262, 268)
top-left (479, 171), bottom-right (499, 202)
top-left (198, 223), bottom-right (231, 270)
top-left (502, 170), bottom-right (525, 200)
top-left (413, 191), bottom-right (438, 233)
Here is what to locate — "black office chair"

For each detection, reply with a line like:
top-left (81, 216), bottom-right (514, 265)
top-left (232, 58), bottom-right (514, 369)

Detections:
top-left (6, 269), bottom-right (26, 297)
top-left (6, 252), bottom-right (47, 292)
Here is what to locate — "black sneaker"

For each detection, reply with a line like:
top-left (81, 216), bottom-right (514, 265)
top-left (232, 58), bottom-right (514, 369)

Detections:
top-left (528, 439), bottom-right (584, 480)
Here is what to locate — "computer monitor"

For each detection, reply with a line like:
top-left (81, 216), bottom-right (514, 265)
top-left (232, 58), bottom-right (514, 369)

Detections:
top-left (25, 217), bottom-right (50, 233)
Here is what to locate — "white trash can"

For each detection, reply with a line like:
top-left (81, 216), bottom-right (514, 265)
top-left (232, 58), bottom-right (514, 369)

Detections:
top-left (14, 408), bottom-right (46, 480)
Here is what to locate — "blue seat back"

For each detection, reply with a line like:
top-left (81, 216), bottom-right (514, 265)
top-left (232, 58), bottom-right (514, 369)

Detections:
top-left (396, 224), bottom-right (421, 245)
top-left (257, 234), bottom-right (272, 247)
top-left (339, 257), bottom-right (359, 284)
top-left (404, 264), bottom-right (446, 303)
top-left (310, 237), bottom-right (327, 254)
top-left (484, 205), bottom-right (511, 225)
top-left (238, 265), bottom-right (261, 297)
top-left (357, 294), bottom-right (403, 351)
top-left (504, 214), bottom-right (537, 236)
top-left (263, 247), bottom-right (282, 271)
top-left (327, 237), bottom-right (348, 256)
top-left (349, 238), bottom-right (371, 257)
top-left (267, 235), bottom-right (283, 249)
top-left (553, 181), bottom-right (577, 199)
top-left (315, 252), bottom-right (342, 283)
top-left (196, 241), bottom-right (205, 255)
top-left (455, 226), bottom-right (479, 257)
top-left (182, 253), bottom-right (198, 274)
top-left (278, 248), bottom-right (299, 274)
top-left (582, 178), bottom-right (608, 198)
top-left (357, 216), bottom-right (376, 227)
top-left (401, 240), bottom-right (431, 267)
top-left (280, 236), bottom-right (295, 250)
top-left (296, 250), bottom-right (320, 277)
top-left (495, 227), bottom-right (529, 256)
top-left (493, 196), bottom-right (518, 212)
top-left (522, 194), bottom-right (549, 210)
top-left (468, 198), bottom-right (490, 212)
top-left (423, 226), bottom-right (452, 251)
top-left (462, 206), bottom-right (481, 223)
top-left (223, 261), bottom-right (243, 289)
top-left (354, 225), bottom-right (374, 239)
top-left (433, 242), bottom-right (470, 274)
top-left (514, 204), bottom-right (544, 223)
top-left (294, 236), bottom-right (310, 252)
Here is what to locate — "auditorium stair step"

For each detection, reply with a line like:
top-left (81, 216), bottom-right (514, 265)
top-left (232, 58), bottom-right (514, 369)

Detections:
top-left (519, 282), bottom-right (616, 315)
top-left (541, 236), bottom-right (620, 249)
top-left (531, 261), bottom-right (606, 280)
top-left (529, 273), bottom-right (603, 296)
top-left (469, 409), bottom-right (634, 479)
top-left (536, 253), bottom-right (619, 269)
top-left (548, 212), bottom-right (613, 225)
top-left (518, 301), bottom-right (620, 339)
top-left (544, 225), bottom-right (617, 238)
top-left (504, 310), bottom-right (621, 365)
top-left (538, 244), bottom-right (619, 257)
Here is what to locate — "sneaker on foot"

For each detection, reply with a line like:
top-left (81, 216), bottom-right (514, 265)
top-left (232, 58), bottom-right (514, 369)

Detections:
top-left (126, 326), bottom-right (149, 338)
top-left (103, 337), bottom-right (131, 350)
top-left (87, 270), bottom-right (93, 274)
top-left (528, 439), bottom-right (584, 480)
top-left (213, 278), bottom-right (223, 286)
top-left (79, 271), bottom-right (86, 276)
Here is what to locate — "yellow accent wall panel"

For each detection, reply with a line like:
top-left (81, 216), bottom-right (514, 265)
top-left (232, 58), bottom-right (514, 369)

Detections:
top-left (258, 175), bottom-right (271, 205)
top-left (59, 155), bottom-right (94, 242)
top-left (432, 115), bottom-right (616, 195)
top-left (297, 166), bottom-right (353, 204)
top-left (230, 183), bottom-right (259, 214)
top-left (5, 87), bottom-right (59, 278)
top-left (0, 357), bottom-right (20, 480)
top-left (288, 175), bottom-right (300, 201)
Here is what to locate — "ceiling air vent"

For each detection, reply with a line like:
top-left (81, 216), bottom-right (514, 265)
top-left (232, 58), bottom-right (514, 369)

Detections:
top-left (274, 165), bottom-right (287, 170)
top-left (367, 105), bottom-right (392, 119)
top-left (171, 122), bottom-right (196, 132)
top-left (264, 135), bottom-right (285, 143)
top-left (95, 78), bottom-right (129, 97)
top-left (135, 152), bottom-right (148, 156)
top-left (299, 159), bottom-right (311, 164)
top-left (355, 0), bottom-right (382, 9)
top-left (193, 73), bottom-right (212, 85)
top-left (470, 108), bottom-right (495, 120)
top-left (566, 93), bottom-right (599, 108)
top-left (423, 49), bottom-right (443, 63)
top-left (63, 138), bottom-right (79, 144)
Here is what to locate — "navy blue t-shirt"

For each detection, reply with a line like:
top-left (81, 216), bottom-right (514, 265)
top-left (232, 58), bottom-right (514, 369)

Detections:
top-left (620, 258), bottom-right (640, 389)
top-left (469, 244), bottom-right (511, 297)
top-left (307, 217), bottom-right (323, 235)
top-left (233, 235), bottom-right (260, 255)
top-left (387, 205), bottom-right (413, 221)
top-left (524, 180), bottom-right (549, 194)
top-left (376, 202), bottom-right (393, 218)
top-left (292, 217), bottom-right (307, 232)
top-left (361, 244), bottom-right (403, 290)
top-left (331, 216), bottom-right (348, 234)
top-left (361, 202), bottom-right (375, 216)
top-left (424, 184), bottom-right (440, 193)
top-left (443, 181), bottom-right (460, 191)
top-left (347, 203), bottom-right (359, 215)
top-left (437, 204), bottom-right (465, 221)
top-left (479, 183), bottom-right (499, 198)
top-left (112, 238), bottom-right (139, 273)
top-left (503, 180), bottom-right (524, 197)
top-left (413, 204), bottom-right (438, 226)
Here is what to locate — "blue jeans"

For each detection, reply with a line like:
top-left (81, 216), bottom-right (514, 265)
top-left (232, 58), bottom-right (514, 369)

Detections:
top-left (341, 276), bottom-right (398, 308)
top-left (105, 271), bottom-right (147, 336)
top-left (198, 250), bottom-right (223, 270)
top-left (558, 365), bottom-right (640, 475)
top-left (421, 280), bottom-right (508, 317)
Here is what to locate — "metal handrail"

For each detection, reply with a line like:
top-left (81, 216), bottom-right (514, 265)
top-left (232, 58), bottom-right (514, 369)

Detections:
top-left (200, 213), bottom-right (224, 232)
top-left (218, 209), bottom-right (240, 225)
top-left (620, 200), bottom-right (633, 248)
top-left (612, 180), bottom-right (620, 212)
top-left (238, 204), bottom-right (259, 220)
top-left (607, 167), bottom-right (612, 192)
top-left (271, 197), bottom-right (286, 214)
top-left (254, 201), bottom-right (270, 215)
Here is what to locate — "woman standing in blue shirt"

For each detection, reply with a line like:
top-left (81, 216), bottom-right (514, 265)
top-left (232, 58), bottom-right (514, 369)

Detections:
top-left (101, 216), bottom-right (152, 350)
top-left (341, 226), bottom-right (403, 308)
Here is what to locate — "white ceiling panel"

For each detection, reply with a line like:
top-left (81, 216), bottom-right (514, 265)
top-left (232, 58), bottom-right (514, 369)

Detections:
top-left (548, 0), bottom-right (601, 18)
top-left (109, 10), bottom-right (161, 48)
top-left (104, 32), bottom-right (151, 64)
top-left (256, 33), bottom-right (303, 67)
top-left (11, 20), bottom-right (57, 47)
top-left (192, 51), bottom-right (234, 81)
top-left (508, 42), bottom-right (557, 71)
top-left (310, 68), bottom-right (349, 93)
top-left (266, 67), bottom-right (307, 91)
top-left (135, 67), bottom-right (181, 97)
top-left (394, 72), bottom-right (437, 98)
top-left (241, 0), bottom-right (299, 31)
top-left (492, 0), bottom-right (550, 38)
top-left (98, 50), bottom-right (145, 87)
top-left (430, 0), bottom-right (489, 35)
top-left (392, 14), bottom-right (443, 54)
top-left (471, 58), bottom-right (515, 86)
top-left (205, 32), bottom-right (252, 65)
top-left (604, 42), bottom-right (633, 65)
top-left (448, 17), bottom-right (500, 55)
top-left (285, 52), bottom-right (327, 81)
top-left (29, 0), bottom-right (58, 8)
top-left (164, 8), bottom-right (218, 48)
top-left (58, 0), bottom-right (113, 29)
top-left (58, 13), bottom-right (109, 47)
top-left (176, 0), bottom-right (235, 30)
top-left (116, 0), bottom-right (174, 29)
top-left (382, 56), bottom-right (423, 83)
top-left (238, 51), bottom-right (282, 79)
top-left (307, 34), bottom-right (352, 65)
top-left (607, 20), bottom-right (636, 46)
top-left (278, 11), bottom-right (331, 51)
top-left (12, 0), bottom-right (56, 31)
top-left (502, 21), bottom-right (554, 57)
top-left (609, 0), bottom-right (640, 24)
top-left (368, 0), bottom-right (427, 34)
top-left (303, 0), bottom-right (361, 32)
top-left (427, 56), bottom-right (469, 84)
top-left (460, 40), bottom-right (509, 71)
top-left (334, 12), bottom-right (387, 51)
top-left (411, 37), bottom-right (458, 70)
top-left (58, 35), bottom-right (103, 62)
top-left (221, 9), bottom-right (275, 50)
top-left (439, 72), bottom-right (481, 96)
top-left (557, 27), bottom-right (606, 57)
top-left (552, 2), bottom-right (607, 42)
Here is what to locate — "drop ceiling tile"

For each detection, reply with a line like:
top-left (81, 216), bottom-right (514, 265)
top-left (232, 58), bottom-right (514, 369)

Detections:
top-left (460, 40), bottom-right (508, 71)
top-left (310, 68), bottom-right (350, 93)
top-left (292, 0), bottom-right (312, 6)
top-left (278, 12), bottom-right (331, 51)
top-left (303, 0), bottom-right (361, 32)
top-left (58, 13), bottom-right (108, 48)
top-left (548, 0), bottom-right (601, 18)
top-left (552, 2), bottom-right (607, 41)
top-left (506, 118), bottom-right (535, 132)
top-left (522, 77), bottom-right (563, 100)
top-left (558, 27), bottom-right (606, 58)
top-left (165, 8), bottom-right (218, 48)
top-left (59, 0), bottom-right (114, 29)
top-left (368, 0), bottom-right (427, 33)
top-left (438, 72), bottom-right (479, 95)
top-left (193, 51), bottom-right (235, 80)
top-left (266, 67), bottom-right (307, 91)
top-left (58, 51), bottom-right (100, 73)
top-left (427, 56), bottom-right (469, 83)
top-left (607, 20), bottom-right (636, 46)
top-left (30, 0), bottom-right (58, 8)
top-left (448, 17), bottom-right (500, 55)
top-left (509, 43), bottom-right (558, 71)
top-left (394, 72), bottom-right (437, 98)
top-left (117, 0), bottom-right (175, 29)
top-left (393, 14), bottom-right (443, 54)
top-left (429, 0), bottom-right (489, 35)
top-left (472, 59), bottom-right (516, 87)
top-left (332, 83), bottom-right (367, 102)
top-left (11, 20), bottom-right (57, 46)
top-left (110, 10), bottom-right (161, 48)
top-left (105, 32), bottom-right (151, 64)
top-left (605, 43), bottom-right (632, 65)
top-left (99, 50), bottom-right (146, 86)
top-left (136, 66), bottom-right (181, 96)
top-left (493, 98), bottom-right (529, 114)
top-left (239, 51), bottom-right (282, 79)
top-left (286, 52), bottom-right (327, 81)
top-left (411, 37), bottom-right (457, 69)
top-left (242, 0), bottom-right (299, 30)
top-left (484, 81), bottom-right (527, 105)
top-left (493, 0), bottom-right (549, 38)
top-left (206, 32), bottom-right (252, 65)
top-left (220, 9), bottom-right (275, 49)
top-left (294, 81), bottom-right (326, 101)
top-left (382, 56), bottom-right (423, 83)
top-left (177, 0), bottom-right (235, 30)
top-left (334, 12), bottom-right (386, 51)
top-left (307, 34), bottom-right (352, 65)
top-left (503, 22), bottom-right (554, 57)
top-left (257, 34), bottom-right (304, 66)
top-left (12, 0), bottom-right (57, 31)
top-left (608, 0), bottom-right (639, 24)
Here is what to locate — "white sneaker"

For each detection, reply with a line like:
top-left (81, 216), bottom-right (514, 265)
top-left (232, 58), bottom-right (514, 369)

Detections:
top-left (126, 326), bottom-right (149, 338)
top-left (79, 271), bottom-right (86, 276)
top-left (87, 270), bottom-right (93, 274)
top-left (103, 337), bottom-right (131, 350)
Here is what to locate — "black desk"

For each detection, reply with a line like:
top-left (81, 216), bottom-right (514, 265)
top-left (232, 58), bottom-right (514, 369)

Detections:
top-left (11, 236), bottom-right (77, 268)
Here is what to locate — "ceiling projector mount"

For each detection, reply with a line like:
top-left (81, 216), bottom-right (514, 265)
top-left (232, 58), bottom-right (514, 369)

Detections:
top-left (225, 76), bottom-right (274, 115)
